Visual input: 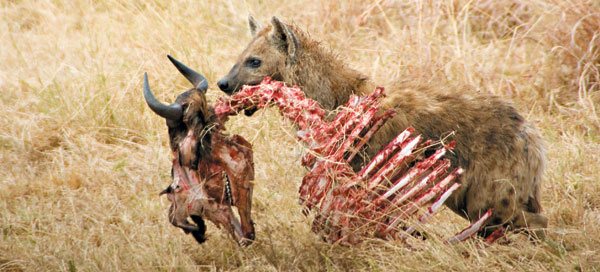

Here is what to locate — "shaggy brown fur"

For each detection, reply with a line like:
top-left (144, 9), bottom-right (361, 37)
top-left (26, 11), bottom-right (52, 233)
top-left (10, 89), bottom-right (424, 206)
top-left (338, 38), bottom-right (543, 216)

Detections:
top-left (217, 16), bottom-right (548, 236)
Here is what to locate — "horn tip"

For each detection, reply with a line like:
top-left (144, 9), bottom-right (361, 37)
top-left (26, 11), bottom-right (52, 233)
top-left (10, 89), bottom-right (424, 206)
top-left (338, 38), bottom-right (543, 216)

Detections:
top-left (167, 54), bottom-right (180, 66)
top-left (143, 72), bottom-right (149, 90)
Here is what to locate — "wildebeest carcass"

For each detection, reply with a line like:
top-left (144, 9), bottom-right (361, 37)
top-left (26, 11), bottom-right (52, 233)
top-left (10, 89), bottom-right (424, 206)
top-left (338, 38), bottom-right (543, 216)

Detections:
top-left (214, 77), bottom-right (502, 245)
top-left (143, 55), bottom-right (255, 245)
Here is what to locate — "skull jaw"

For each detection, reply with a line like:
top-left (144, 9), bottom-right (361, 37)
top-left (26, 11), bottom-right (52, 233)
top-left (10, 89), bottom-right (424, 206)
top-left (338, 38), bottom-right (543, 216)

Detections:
top-left (189, 215), bottom-right (207, 243)
top-left (163, 189), bottom-right (255, 246)
top-left (190, 198), bottom-right (255, 246)
top-left (164, 132), bottom-right (256, 245)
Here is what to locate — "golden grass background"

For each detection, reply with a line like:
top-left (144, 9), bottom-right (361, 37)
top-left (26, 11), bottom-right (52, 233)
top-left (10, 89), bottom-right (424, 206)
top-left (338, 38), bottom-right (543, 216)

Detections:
top-left (1, 0), bottom-right (599, 271)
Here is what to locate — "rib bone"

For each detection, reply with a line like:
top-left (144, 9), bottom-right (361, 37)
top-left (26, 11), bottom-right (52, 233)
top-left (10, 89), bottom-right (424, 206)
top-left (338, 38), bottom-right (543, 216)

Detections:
top-left (215, 77), bottom-right (498, 244)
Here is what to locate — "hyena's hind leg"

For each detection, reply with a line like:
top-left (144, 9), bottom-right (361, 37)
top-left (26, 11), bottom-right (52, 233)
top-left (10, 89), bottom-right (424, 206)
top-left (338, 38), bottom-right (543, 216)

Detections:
top-left (510, 195), bottom-right (548, 239)
top-left (473, 179), bottom-right (548, 240)
top-left (478, 123), bottom-right (548, 240)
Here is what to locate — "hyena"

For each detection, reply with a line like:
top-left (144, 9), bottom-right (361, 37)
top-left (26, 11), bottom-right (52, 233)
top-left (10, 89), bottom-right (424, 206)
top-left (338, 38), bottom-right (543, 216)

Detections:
top-left (217, 16), bottom-right (548, 237)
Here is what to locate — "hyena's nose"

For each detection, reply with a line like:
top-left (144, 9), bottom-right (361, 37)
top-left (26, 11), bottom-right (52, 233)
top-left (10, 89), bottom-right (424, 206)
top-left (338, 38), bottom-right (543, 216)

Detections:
top-left (217, 78), bottom-right (230, 93)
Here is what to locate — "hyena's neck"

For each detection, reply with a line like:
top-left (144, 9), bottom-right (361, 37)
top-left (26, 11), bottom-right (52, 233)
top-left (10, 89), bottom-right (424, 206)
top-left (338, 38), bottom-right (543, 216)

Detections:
top-left (285, 42), bottom-right (374, 110)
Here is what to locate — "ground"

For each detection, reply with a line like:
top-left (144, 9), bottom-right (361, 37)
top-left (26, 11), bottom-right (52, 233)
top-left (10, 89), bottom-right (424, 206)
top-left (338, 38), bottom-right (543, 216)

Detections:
top-left (1, 0), bottom-right (599, 271)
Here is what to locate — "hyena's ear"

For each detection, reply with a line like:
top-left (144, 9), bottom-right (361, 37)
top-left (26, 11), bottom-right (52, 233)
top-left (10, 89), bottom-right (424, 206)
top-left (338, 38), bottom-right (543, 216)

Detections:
top-left (248, 15), bottom-right (263, 37)
top-left (270, 16), bottom-right (298, 64)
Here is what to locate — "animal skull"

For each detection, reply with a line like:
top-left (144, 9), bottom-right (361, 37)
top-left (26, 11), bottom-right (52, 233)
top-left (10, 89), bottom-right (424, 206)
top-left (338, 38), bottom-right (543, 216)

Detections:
top-left (143, 56), bottom-right (255, 245)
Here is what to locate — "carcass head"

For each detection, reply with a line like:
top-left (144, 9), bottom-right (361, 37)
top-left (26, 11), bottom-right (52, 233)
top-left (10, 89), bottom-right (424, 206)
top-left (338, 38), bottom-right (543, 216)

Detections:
top-left (143, 55), bottom-right (255, 245)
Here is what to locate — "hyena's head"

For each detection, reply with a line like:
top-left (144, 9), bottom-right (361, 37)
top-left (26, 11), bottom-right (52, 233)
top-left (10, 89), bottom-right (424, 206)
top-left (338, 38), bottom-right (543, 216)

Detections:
top-left (217, 16), bottom-right (298, 95)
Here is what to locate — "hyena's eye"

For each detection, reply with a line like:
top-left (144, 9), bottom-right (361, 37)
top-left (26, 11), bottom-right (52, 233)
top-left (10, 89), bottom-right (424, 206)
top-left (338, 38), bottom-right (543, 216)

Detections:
top-left (245, 58), bottom-right (262, 68)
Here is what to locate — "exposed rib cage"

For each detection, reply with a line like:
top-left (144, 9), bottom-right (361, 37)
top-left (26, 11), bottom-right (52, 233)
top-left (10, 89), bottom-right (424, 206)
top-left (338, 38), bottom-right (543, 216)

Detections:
top-left (215, 77), bottom-right (494, 244)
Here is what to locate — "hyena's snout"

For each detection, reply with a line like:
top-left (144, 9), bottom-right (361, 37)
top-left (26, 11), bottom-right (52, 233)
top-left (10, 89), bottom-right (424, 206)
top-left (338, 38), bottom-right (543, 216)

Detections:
top-left (217, 77), bottom-right (235, 95)
top-left (217, 74), bottom-right (260, 116)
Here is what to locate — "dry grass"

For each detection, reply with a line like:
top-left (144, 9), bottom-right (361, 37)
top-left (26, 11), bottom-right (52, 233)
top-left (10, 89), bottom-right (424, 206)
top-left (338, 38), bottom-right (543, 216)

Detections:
top-left (1, 0), bottom-right (599, 271)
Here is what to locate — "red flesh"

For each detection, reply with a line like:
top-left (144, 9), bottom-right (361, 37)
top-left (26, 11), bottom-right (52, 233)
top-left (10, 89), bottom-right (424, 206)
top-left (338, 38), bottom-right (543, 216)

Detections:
top-left (214, 78), bottom-right (499, 244)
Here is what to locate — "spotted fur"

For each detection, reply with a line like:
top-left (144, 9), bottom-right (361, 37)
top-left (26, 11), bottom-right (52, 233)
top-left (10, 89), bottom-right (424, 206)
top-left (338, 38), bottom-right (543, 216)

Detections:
top-left (217, 16), bottom-right (548, 236)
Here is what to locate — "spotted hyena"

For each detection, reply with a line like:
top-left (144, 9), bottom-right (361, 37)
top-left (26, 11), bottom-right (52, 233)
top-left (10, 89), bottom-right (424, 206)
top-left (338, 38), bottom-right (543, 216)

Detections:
top-left (217, 16), bottom-right (548, 237)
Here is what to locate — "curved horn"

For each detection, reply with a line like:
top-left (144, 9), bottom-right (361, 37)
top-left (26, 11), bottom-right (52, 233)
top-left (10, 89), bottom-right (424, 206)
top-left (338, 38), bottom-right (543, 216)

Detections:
top-left (143, 72), bottom-right (183, 120)
top-left (167, 55), bottom-right (208, 92)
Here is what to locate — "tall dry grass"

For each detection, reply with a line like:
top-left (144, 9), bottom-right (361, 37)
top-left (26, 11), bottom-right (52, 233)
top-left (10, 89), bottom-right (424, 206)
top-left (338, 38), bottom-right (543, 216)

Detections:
top-left (1, 0), bottom-right (599, 271)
